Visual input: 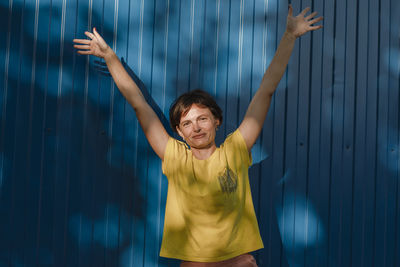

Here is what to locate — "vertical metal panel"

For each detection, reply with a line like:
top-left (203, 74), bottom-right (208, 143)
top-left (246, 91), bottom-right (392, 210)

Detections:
top-left (0, 0), bottom-right (400, 266)
top-left (318, 0), bottom-right (335, 265)
top-left (393, 2), bottom-right (400, 266)
top-left (352, 0), bottom-right (368, 266)
top-left (262, 1), bottom-right (286, 266)
top-left (306, 0), bottom-right (325, 264)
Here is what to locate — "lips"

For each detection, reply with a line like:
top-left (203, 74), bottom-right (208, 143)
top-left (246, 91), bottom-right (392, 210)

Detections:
top-left (192, 133), bottom-right (206, 139)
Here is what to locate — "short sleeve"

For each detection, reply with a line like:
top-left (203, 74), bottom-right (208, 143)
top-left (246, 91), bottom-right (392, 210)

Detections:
top-left (161, 137), bottom-right (175, 177)
top-left (223, 129), bottom-right (252, 168)
top-left (162, 137), bottom-right (189, 178)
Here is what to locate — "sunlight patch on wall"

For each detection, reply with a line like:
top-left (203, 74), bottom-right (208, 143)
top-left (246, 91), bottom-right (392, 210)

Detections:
top-left (383, 47), bottom-right (400, 77)
top-left (251, 141), bottom-right (269, 164)
top-left (119, 224), bottom-right (145, 267)
top-left (276, 192), bottom-right (325, 250)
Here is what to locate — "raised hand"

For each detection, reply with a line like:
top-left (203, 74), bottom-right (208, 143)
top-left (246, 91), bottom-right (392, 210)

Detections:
top-left (286, 5), bottom-right (323, 38)
top-left (73, 27), bottom-right (111, 58)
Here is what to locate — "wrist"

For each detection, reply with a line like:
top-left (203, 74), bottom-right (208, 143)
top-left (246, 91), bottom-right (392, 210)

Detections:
top-left (283, 31), bottom-right (297, 41)
top-left (103, 46), bottom-right (115, 61)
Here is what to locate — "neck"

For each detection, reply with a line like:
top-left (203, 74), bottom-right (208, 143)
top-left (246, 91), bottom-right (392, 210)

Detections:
top-left (191, 143), bottom-right (217, 160)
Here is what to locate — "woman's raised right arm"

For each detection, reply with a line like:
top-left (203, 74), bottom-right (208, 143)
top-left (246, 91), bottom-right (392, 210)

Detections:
top-left (73, 27), bottom-right (169, 160)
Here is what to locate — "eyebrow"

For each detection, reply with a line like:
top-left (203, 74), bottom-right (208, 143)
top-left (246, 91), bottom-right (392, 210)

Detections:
top-left (180, 113), bottom-right (210, 124)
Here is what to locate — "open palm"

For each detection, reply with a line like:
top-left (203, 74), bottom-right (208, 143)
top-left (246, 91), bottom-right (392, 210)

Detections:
top-left (286, 5), bottom-right (323, 38)
top-left (73, 27), bottom-right (110, 59)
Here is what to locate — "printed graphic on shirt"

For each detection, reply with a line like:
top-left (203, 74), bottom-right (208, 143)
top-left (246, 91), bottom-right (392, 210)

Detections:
top-left (218, 167), bottom-right (238, 193)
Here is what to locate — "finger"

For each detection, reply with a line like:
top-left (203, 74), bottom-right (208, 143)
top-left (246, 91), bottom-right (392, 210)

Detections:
top-left (309, 25), bottom-right (323, 31)
top-left (73, 39), bottom-right (91, 45)
top-left (73, 44), bottom-right (91, 50)
top-left (288, 4), bottom-right (293, 16)
top-left (309, 16), bottom-right (324, 25)
top-left (84, 31), bottom-right (95, 39)
top-left (300, 7), bottom-right (310, 17)
top-left (305, 11), bottom-right (318, 20)
top-left (93, 27), bottom-right (105, 42)
top-left (77, 50), bottom-right (92, 55)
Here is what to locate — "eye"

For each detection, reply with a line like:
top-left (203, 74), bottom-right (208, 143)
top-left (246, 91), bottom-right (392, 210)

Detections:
top-left (182, 121), bottom-right (191, 127)
top-left (199, 117), bottom-right (208, 121)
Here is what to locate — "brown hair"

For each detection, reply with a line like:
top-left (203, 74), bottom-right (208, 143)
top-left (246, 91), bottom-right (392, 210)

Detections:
top-left (169, 89), bottom-right (223, 132)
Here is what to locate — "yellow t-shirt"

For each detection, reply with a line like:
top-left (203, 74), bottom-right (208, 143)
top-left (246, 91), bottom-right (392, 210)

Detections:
top-left (160, 129), bottom-right (264, 262)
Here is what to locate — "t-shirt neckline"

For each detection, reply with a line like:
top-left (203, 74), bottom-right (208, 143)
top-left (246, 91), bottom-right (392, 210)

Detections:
top-left (190, 146), bottom-right (220, 162)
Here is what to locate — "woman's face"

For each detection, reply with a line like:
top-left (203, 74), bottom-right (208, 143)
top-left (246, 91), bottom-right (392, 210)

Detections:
top-left (176, 104), bottom-right (220, 150)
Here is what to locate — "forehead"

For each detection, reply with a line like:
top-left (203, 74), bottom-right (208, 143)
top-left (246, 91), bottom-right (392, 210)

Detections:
top-left (180, 104), bottom-right (213, 121)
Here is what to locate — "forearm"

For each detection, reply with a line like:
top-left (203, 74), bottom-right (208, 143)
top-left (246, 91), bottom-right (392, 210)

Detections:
top-left (260, 31), bottom-right (296, 96)
top-left (74, 29), bottom-right (170, 159)
top-left (104, 49), bottom-right (170, 158)
top-left (238, 6), bottom-right (322, 150)
top-left (238, 32), bottom-right (297, 149)
top-left (246, 31), bottom-right (297, 120)
top-left (103, 49), bottom-right (145, 109)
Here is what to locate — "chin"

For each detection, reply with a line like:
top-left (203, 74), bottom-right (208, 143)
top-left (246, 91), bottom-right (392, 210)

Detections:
top-left (189, 141), bottom-right (206, 149)
top-left (190, 138), bottom-right (213, 149)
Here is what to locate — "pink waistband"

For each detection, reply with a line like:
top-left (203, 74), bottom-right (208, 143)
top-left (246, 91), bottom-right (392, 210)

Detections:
top-left (180, 254), bottom-right (258, 267)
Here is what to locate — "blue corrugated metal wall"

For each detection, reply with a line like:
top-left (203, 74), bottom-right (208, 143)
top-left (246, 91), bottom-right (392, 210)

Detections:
top-left (0, 0), bottom-right (399, 266)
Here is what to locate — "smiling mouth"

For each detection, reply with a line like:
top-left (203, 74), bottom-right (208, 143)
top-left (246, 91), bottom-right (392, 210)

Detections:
top-left (192, 133), bottom-right (206, 139)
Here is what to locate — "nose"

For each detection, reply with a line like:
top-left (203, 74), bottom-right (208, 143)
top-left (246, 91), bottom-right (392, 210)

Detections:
top-left (193, 122), bottom-right (201, 132)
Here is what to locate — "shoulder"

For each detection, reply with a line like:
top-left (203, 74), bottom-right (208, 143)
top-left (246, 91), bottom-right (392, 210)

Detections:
top-left (223, 129), bottom-right (247, 147)
top-left (221, 129), bottom-right (252, 166)
top-left (162, 137), bottom-right (190, 175)
top-left (164, 137), bottom-right (189, 158)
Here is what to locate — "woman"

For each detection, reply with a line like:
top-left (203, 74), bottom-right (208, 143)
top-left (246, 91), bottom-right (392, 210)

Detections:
top-left (73, 5), bottom-right (322, 266)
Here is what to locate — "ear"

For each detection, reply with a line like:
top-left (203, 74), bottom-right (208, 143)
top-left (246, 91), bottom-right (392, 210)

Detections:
top-left (176, 126), bottom-right (185, 140)
top-left (215, 119), bottom-right (220, 127)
